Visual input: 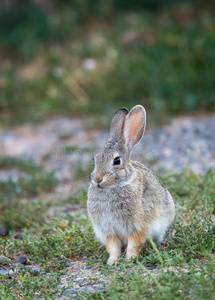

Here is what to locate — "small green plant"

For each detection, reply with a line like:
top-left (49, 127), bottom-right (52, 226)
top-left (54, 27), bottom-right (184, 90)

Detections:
top-left (0, 156), bottom-right (57, 230)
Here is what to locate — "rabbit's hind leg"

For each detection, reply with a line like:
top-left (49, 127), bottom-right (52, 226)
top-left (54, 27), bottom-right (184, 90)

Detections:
top-left (147, 216), bottom-right (171, 246)
top-left (126, 230), bottom-right (146, 261)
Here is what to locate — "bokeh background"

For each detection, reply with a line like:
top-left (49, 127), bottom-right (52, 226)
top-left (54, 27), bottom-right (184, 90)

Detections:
top-left (0, 1), bottom-right (215, 298)
top-left (1, 0), bottom-right (215, 126)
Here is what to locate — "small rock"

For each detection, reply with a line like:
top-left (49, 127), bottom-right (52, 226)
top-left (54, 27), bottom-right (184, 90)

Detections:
top-left (32, 267), bottom-right (40, 272)
top-left (63, 288), bottom-right (76, 296)
top-left (15, 263), bottom-right (25, 269)
top-left (85, 266), bottom-right (92, 270)
top-left (127, 269), bottom-right (133, 274)
top-left (176, 189), bottom-right (189, 197)
top-left (13, 231), bottom-right (23, 239)
top-left (0, 225), bottom-right (8, 237)
top-left (0, 255), bottom-right (11, 265)
top-left (77, 279), bottom-right (85, 284)
top-left (81, 286), bottom-right (95, 292)
top-left (94, 285), bottom-right (104, 290)
top-left (146, 263), bottom-right (157, 269)
top-left (57, 284), bottom-right (65, 289)
top-left (63, 207), bottom-right (70, 213)
top-left (77, 258), bottom-right (85, 262)
top-left (65, 261), bottom-right (73, 267)
top-left (14, 255), bottom-right (27, 265)
top-left (0, 270), bottom-right (10, 276)
top-left (0, 269), bottom-right (14, 277)
top-left (25, 265), bottom-right (33, 269)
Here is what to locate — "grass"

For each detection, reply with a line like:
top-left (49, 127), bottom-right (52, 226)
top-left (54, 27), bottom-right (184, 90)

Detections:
top-left (0, 3), bottom-right (215, 126)
top-left (91, 262), bottom-right (215, 300)
top-left (0, 155), bottom-right (214, 298)
top-left (0, 156), bottom-right (57, 230)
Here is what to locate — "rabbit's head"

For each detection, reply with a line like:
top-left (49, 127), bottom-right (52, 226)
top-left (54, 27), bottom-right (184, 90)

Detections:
top-left (91, 105), bottom-right (146, 189)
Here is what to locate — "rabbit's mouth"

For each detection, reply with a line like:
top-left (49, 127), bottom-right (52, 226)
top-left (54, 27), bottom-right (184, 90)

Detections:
top-left (97, 182), bottom-right (103, 189)
top-left (91, 179), bottom-right (104, 189)
top-left (91, 178), bottom-right (119, 190)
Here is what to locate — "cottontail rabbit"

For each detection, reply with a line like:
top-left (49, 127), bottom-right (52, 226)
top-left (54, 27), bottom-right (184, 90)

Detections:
top-left (87, 105), bottom-right (175, 265)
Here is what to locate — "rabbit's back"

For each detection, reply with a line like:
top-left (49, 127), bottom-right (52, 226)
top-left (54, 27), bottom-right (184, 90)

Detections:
top-left (132, 161), bottom-right (174, 210)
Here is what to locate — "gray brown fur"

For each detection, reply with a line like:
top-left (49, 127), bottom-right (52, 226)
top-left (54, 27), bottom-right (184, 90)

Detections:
top-left (87, 105), bottom-right (175, 264)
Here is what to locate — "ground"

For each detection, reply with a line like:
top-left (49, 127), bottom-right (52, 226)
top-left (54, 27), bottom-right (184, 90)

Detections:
top-left (0, 115), bottom-right (214, 299)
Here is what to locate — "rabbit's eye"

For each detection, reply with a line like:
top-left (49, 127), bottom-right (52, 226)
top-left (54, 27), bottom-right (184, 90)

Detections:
top-left (113, 156), bottom-right (121, 165)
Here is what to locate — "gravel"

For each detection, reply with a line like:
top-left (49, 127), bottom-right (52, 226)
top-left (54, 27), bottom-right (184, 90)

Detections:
top-left (0, 115), bottom-right (214, 177)
top-left (0, 115), bottom-right (214, 204)
top-left (57, 256), bottom-right (109, 297)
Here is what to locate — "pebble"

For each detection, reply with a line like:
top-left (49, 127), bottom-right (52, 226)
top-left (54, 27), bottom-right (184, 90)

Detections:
top-left (146, 263), bottom-right (157, 269)
top-left (94, 285), bottom-right (104, 290)
top-left (32, 267), bottom-right (41, 272)
top-left (0, 225), bottom-right (8, 237)
top-left (80, 286), bottom-right (95, 292)
top-left (0, 255), bottom-right (10, 265)
top-left (14, 255), bottom-right (27, 265)
top-left (0, 269), bottom-right (14, 277)
top-left (66, 261), bottom-right (73, 267)
top-left (13, 231), bottom-right (23, 239)
top-left (15, 263), bottom-right (25, 269)
top-left (0, 270), bottom-right (10, 276)
top-left (85, 266), bottom-right (92, 269)
top-left (63, 288), bottom-right (76, 296)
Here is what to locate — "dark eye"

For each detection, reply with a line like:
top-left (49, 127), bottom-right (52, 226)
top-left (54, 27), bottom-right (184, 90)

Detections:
top-left (113, 156), bottom-right (121, 165)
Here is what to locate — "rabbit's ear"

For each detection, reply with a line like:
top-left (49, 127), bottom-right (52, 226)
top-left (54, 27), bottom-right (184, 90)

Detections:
top-left (124, 105), bottom-right (146, 151)
top-left (108, 108), bottom-right (128, 143)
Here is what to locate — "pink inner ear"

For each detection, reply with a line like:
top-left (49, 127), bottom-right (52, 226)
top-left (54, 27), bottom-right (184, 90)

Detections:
top-left (126, 113), bottom-right (141, 142)
top-left (124, 108), bottom-right (145, 149)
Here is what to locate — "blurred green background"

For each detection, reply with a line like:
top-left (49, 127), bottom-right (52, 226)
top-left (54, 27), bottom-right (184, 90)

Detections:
top-left (0, 0), bottom-right (215, 126)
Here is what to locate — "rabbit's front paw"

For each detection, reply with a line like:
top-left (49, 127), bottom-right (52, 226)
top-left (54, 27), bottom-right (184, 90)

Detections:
top-left (126, 250), bottom-right (138, 261)
top-left (107, 257), bottom-right (118, 265)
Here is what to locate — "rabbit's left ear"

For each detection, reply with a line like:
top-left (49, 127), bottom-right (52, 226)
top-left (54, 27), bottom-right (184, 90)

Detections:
top-left (124, 105), bottom-right (146, 151)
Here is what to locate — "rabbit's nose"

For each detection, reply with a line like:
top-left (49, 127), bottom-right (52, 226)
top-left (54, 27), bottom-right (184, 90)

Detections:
top-left (93, 175), bottom-right (103, 184)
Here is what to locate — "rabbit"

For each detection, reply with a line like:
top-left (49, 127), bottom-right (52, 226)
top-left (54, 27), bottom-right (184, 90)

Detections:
top-left (87, 105), bottom-right (175, 265)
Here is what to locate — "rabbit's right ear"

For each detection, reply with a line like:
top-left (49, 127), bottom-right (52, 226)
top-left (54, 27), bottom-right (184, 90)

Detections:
top-left (124, 105), bottom-right (146, 151)
top-left (107, 108), bottom-right (128, 143)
